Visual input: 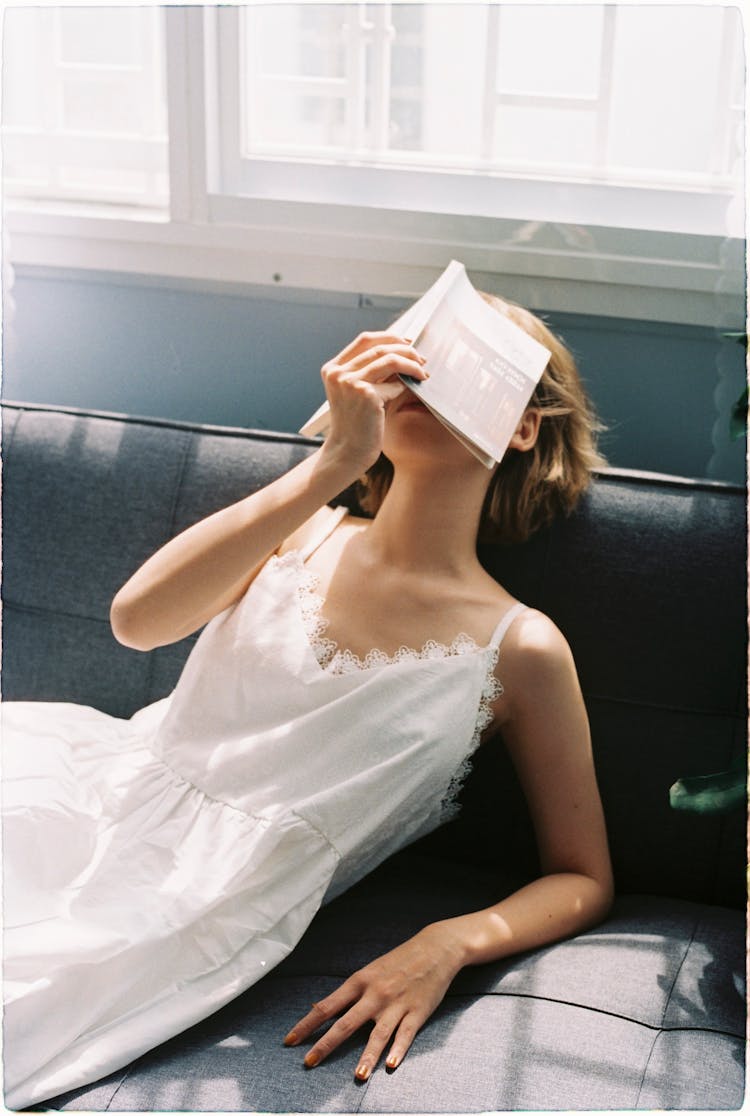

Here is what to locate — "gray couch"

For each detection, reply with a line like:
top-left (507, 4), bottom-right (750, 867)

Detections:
top-left (3, 400), bottom-right (746, 1112)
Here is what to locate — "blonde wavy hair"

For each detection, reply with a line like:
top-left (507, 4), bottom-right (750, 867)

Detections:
top-left (357, 292), bottom-right (606, 545)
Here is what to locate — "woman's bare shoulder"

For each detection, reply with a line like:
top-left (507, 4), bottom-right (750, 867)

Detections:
top-left (277, 506), bottom-right (370, 557)
top-left (498, 607), bottom-right (577, 689)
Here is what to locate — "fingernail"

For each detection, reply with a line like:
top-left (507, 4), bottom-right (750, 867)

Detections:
top-left (283, 1031), bottom-right (298, 1046)
top-left (355, 1063), bottom-right (370, 1081)
top-left (386, 1054), bottom-right (399, 1070)
top-left (305, 1052), bottom-right (321, 1068)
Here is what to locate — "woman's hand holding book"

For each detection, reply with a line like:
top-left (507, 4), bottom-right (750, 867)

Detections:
top-left (319, 331), bottom-right (428, 477)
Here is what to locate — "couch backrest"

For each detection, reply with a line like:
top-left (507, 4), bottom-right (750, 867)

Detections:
top-left (3, 402), bottom-right (746, 907)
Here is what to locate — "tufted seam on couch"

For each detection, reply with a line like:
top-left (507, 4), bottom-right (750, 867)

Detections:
top-left (1, 598), bottom-right (112, 625)
top-left (101, 1072), bottom-right (130, 1111)
top-left (1, 599), bottom-right (201, 646)
top-left (660, 915), bottom-right (699, 1027)
top-left (584, 691), bottom-right (744, 719)
top-left (264, 974), bottom-right (745, 1039)
top-left (438, 987), bottom-right (745, 1037)
top-left (633, 1026), bottom-right (663, 1109)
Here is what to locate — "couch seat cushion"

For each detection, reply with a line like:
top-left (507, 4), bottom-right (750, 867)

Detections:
top-left (48, 853), bottom-right (745, 1113)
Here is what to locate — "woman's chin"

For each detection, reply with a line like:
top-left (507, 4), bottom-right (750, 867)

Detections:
top-left (384, 421), bottom-right (486, 471)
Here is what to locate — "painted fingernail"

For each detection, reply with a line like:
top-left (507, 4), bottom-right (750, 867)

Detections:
top-left (305, 1052), bottom-right (321, 1068)
top-left (386, 1054), bottom-right (399, 1070)
top-left (283, 1031), bottom-right (298, 1046)
top-left (355, 1063), bottom-right (370, 1081)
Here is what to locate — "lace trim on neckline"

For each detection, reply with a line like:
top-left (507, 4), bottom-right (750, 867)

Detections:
top-left (293, 557), bottom-right (482, 674)
top-left (275, 549), bottom-right (503, 819)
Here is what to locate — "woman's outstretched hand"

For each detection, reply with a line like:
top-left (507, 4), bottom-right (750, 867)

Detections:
top-left (320, 331), bottom-right (428, 477)
top-left (283, 923), bottom-right (464, 1080)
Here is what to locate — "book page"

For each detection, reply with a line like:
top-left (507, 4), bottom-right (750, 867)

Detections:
top-left (299, 261), bottom-right (464, 439)
top-left (401, 263), bottom-right (550, 465)
top-left (300, 261), bottom-right (550, 468)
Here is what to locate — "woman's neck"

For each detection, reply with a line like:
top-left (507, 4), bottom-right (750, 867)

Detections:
top-left (362, 462), bottom-right (491, 577)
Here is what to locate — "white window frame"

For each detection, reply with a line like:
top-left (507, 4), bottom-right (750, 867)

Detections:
top-left (4, 5), bottom-right (745, 330)
top-left (2, 5), bottom-right (168, 208)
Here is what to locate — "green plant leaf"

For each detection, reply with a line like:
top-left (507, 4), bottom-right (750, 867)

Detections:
top-left (722, 331), bottom-right (749, 349)
top-left (670, 764), bottom-right (747, 815)
top-left (730, 386), bottom-right (748, 441)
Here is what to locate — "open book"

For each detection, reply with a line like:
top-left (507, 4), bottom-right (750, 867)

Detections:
top-left (299, 260), bottom-right (551, 468)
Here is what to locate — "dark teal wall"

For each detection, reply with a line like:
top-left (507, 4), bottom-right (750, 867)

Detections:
top-left (3, 269), bottom-right (745, 484)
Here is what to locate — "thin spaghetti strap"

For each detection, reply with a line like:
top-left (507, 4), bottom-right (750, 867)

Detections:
top-left (488, 601), bottom-right (527, 651)
top-left (297, 505), bottom-right (349, 562)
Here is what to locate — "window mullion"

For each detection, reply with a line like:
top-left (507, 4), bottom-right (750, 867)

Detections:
top-left (46, 9), bottom-right (64, 191)
top-left (369, 3), bottom-right (394, 153)
top-left (345, 3), bottom-right (368, 153)
top-left (165, 6), bottom-right (206, 223)
top-left (710, 6), bottom-right (742, 178)
top-left (593, 5), bottom-right (616, 172)
top-left (142, 7), bottom-right (157, 202)
top-left (480, 5), bottom-right (500, 163)
top-left (215, 7), bottom-right (242, 196)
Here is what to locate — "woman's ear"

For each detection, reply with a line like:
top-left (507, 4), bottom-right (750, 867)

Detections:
top-left (508, 408), bottom-right (541, 453)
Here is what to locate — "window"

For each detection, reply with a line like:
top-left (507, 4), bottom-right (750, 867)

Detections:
top-left (1, 4), bottom-right (745, 327)
top-left (2, 5), bottom-right (168, 209)
top-left (214, 3), bottom-right (744, 234)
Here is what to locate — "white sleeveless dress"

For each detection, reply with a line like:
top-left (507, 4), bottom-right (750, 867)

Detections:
top-left (2, 507), bottom-right (526, 1109)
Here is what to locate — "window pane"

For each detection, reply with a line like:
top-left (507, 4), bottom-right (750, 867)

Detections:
top-left (2, 5), bottom-right (168, 206)
top-left (62, 74), bottom-right (149, 134)
top-left (253, 84), bottom-right (348, 149)
top-left (232, 2), bottom-right (744, 201)
top-left (398, 4), bottom-right (485, 159)
top-left (389, 96), bottom-right (422, 151)
top-left (3, 8), bottom-right (47, 130)
top-left (607, 6), bottom-right (727, 179)
top-left (495, 5), bottom-right (605, 99)
top-left (58, 7), bottom-right (142, 67)
top-left (254, 5), bottom-right (347, 80)
top-left (494, 105), bottom-right (598, 171)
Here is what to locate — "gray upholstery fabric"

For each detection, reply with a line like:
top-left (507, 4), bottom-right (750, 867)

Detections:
top-left (50, 864), bottom-right (745, 1112)
top-left (3, 402), bottom-right (746, 1112)
top-left (635, 1030), bottom-right (745, 1110)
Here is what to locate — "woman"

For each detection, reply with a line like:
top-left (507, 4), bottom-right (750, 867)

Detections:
top-left (2, 296), bottom-right (613, 1107)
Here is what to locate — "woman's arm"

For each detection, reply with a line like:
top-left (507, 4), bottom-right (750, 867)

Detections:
top-left (284, 612), bottom-right (613, 1079)
top-left (110, 449), bottom-right (354, 651)
top-left (110, 334), bottom-right (427, 651)
top-left (447, 611), bottom-right (614, 957)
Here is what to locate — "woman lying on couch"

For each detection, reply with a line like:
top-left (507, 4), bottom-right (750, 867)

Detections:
top-left (3, 294), bottom-right (613, 1108)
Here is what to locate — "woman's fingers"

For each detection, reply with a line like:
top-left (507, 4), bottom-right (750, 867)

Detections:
top-left (296, 1003), bottom-right (425, 1081)
top-left (316, 329), bottom-right (429, 475)
top-left (352, 1011), bottom-right (405, 1081)
top-left (284, 928), bottom-right (459, 1080)
top-left (283, 982), bottom-right (360, 1048)
top-left (323, 349), bottom-right (427, 391)
top-left (384, 1012), bottom-right (422, 1071)
top-left (343, 342), bottom-right (426, 378)
top-left (303, 1003), bottom-right (375, 1069)
top-left (329, 331), bottom-right (413, 367)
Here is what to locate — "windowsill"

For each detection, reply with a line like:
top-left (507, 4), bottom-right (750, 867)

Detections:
top-left (227, 156), bottom-right (745, 239)
top-left (3, 196), bottom-right (745, 328)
